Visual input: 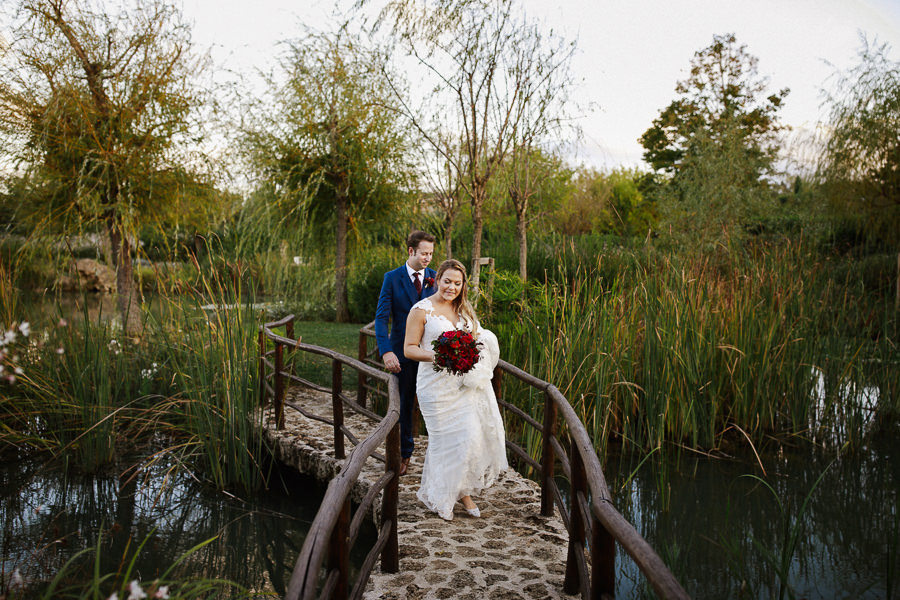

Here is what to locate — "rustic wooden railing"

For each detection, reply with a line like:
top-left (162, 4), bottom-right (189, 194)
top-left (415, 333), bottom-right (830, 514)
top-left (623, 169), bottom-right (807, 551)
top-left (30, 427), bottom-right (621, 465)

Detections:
top-left (259, 315), bottom-right (401, 600)
top-left (357, 322), bottom-right (689, 600)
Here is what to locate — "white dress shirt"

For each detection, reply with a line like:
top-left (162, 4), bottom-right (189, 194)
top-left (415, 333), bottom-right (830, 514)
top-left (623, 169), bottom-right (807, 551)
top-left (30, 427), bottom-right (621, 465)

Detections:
top-left (406, 263), bottom-right (424, 287)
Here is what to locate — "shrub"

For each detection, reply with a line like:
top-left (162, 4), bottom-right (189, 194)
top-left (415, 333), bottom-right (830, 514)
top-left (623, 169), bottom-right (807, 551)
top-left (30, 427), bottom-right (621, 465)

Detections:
top-left (348, 246), bottom-right (402, 323)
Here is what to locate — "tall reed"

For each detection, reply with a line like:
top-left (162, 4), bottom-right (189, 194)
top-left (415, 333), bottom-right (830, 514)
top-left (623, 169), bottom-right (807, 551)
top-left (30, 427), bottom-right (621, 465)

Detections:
top-left (4, 251), bottom-right (269, 489)
top-left (10, 304), bottom-right (159, 471)
top-left (151, 260), bottom-right (268, 491)
top-left (489, 240), bottom-right (897, 460)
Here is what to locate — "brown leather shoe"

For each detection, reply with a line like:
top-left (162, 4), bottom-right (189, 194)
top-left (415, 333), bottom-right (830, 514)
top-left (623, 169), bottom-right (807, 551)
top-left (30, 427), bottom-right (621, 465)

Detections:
top-left (399, 457), bottom-right (410, 476)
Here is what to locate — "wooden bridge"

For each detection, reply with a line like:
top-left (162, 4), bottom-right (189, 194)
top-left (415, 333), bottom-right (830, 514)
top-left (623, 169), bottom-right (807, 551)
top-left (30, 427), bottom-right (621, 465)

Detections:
top-left (258, 316), bottom-right (689, 600)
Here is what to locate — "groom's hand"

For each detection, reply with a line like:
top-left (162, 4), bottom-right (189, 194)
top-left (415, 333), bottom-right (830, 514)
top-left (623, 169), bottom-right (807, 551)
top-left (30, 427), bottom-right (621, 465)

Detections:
top-left (382, 351), bottom-right (401, 373)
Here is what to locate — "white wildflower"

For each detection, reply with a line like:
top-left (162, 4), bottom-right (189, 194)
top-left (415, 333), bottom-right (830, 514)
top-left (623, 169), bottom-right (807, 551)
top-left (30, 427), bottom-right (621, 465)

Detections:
top-left (127, 580), bottom-right (147, 600)
top-left (108, 339), bottom-right (121, 355)
top-left (7, 375), bottom-right (16, 384)
top-left (14, 366), bottom-right (23, 375)
top-left (154, 585), bottom-right (169, 599)
top-left (56, 347), bottom-right (65, 355)
top-left (58, 318), bottom-right (68, 327)
top-left (18, 322), bottom-right (30, 337)
top-left (108, 594), bottom-right (119, 600)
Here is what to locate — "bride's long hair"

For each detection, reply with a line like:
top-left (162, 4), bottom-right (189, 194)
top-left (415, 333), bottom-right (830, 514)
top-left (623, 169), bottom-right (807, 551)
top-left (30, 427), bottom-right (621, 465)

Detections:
top-left (434, 259), bottom-right (479, 334)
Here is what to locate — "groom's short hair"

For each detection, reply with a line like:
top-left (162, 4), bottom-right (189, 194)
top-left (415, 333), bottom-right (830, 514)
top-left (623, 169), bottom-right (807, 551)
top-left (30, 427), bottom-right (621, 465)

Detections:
top-left (407, 230), bottom-right (435, 250)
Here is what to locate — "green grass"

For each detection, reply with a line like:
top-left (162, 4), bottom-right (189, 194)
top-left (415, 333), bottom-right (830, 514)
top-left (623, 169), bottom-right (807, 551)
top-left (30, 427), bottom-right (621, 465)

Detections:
top-left (291, 320), bottom-right (364, 356)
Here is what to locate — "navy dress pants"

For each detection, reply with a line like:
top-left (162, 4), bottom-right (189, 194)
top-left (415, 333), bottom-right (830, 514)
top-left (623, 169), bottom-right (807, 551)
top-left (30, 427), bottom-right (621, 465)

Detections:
top-left (397, 360), bottom-right (418, 458)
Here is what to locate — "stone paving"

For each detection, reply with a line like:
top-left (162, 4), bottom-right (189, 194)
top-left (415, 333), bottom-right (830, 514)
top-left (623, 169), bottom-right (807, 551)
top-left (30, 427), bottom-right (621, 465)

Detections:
top-left (261, 387), bottom-right (574, 600)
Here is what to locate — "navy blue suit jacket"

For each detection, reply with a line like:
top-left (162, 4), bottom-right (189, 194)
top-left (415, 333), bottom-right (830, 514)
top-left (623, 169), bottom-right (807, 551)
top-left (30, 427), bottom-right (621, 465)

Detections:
top-left (375, 264), bottom-right (437, 362)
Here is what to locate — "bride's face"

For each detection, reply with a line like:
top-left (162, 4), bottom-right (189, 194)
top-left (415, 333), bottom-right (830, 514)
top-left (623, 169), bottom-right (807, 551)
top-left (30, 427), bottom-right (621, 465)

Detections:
top-left (437, 269), bottom-right (464, 302)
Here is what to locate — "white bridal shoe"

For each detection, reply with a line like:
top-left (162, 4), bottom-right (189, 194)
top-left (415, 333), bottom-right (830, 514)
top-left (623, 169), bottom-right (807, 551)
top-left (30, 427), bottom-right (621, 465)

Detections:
top-left (459, 498), bottom-right (480, 517)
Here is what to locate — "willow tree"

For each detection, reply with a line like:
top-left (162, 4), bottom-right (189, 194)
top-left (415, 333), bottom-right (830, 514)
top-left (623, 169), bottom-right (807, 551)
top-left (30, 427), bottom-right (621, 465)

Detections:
top-left (246, 27), bottom-right (412, 322)
top-left (370, 0), bottom-right (576, 283)
top-left (0, 0), bottom-right (209, 332)
top-left (817, 38), bottom-right (900, 249)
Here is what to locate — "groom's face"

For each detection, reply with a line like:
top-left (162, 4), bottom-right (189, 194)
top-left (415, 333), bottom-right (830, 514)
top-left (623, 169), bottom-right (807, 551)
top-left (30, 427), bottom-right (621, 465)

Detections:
top-left (407, 241), bottom-right (434, 271)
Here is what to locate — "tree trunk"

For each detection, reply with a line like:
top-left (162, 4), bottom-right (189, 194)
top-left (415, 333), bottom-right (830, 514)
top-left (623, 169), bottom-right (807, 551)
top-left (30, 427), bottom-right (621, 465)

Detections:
top-left (335, 187), bottom-right (350, 323)
top-left (515, 207), bottom-right (527, 282)
top-left (470, 188), bottom-right (485, 284)
top-left (445, 214), bottom-right (454, 260)
top-left (107, 213), bottom-right (141, 335)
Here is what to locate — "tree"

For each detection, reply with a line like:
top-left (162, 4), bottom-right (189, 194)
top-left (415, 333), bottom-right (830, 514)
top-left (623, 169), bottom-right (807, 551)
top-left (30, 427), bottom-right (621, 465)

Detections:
top-left (371, 0), bottom-right (577, 284)
top-left (245, 26), bottom-right (412, 322)
top-left (417, 132), bottom-right (464, 259)
top-left (0, 0), bottom-right (208, 332)
top-left (641, 33), bottom-right (788, 176)
top-left (817, 37), bottom-right (900, 248)
top-left (501, 147), bottom-right (571, 280)
top-left (639, 34), bottom-right (788, 243)
top-left (502, 32), bottom-right (577, 281)
top-left (548, 167), bottom-right (653, 237)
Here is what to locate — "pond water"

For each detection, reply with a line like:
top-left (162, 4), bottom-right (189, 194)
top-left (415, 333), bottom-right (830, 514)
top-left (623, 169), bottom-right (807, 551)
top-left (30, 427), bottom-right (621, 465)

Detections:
top-left (0, 454), bottom-right (373, 598)
top-left (608, 432), bottom-right (899, 599)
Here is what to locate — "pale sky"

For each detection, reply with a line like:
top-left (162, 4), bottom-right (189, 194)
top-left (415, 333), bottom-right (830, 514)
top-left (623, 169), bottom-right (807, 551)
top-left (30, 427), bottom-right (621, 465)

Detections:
top-left (182, 0), bottom-right (900, 171)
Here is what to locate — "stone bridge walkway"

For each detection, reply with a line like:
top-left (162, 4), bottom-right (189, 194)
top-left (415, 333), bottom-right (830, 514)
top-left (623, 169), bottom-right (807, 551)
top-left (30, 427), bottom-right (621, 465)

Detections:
top-left (262, 387), bottom-right (573, 600)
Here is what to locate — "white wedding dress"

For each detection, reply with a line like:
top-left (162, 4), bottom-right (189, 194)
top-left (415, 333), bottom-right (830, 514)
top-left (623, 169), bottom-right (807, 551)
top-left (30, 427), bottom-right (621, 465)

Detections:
top-left (412, 297), bottom-right (509, 520)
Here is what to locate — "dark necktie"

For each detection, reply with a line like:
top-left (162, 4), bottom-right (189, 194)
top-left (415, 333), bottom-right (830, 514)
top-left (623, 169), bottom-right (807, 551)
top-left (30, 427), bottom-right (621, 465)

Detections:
top-left (413, 272), bottom-right (422, 296)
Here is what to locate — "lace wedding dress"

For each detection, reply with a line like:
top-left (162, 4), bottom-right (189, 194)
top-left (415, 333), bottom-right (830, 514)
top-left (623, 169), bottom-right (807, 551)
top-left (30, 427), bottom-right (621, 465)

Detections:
top-left (412, 297), bottom-right (509, 520)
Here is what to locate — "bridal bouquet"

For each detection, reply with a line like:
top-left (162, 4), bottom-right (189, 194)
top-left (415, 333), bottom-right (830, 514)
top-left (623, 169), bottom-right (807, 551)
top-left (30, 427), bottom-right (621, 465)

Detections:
top-left (431, 329), bottom-right (481, 376)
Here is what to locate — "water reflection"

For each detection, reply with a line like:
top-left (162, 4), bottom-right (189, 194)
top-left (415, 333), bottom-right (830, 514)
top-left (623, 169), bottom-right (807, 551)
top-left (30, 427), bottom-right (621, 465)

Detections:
top-left (610, 435), bottom-right (899, 599)
top-left (0, 455), bottom-right (352, 597)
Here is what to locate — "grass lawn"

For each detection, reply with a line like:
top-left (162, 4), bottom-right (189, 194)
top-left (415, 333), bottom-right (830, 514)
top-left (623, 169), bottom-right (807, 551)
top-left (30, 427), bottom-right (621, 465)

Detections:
top-left (291, 320), bottom-right (366, 357)
top-left (282, 320), bottom-right (380, 393)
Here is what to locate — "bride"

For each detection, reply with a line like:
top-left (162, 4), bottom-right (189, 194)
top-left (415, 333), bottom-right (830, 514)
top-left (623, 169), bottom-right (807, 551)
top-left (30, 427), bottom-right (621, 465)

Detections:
top-left (403, 259), bottom-right (508, 520)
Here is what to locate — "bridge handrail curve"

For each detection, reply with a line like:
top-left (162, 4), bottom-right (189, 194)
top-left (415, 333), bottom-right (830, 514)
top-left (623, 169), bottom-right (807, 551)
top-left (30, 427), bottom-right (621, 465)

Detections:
top-left (259, 316), bottom-right (402, 600)
top-left (543, 383), bottom-right (687, 599)
top-left (284, 377), bottom-right (401, 600)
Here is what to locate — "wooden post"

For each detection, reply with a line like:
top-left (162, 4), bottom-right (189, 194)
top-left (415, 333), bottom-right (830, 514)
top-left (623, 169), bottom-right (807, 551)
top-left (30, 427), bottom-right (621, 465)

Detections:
top-left (381, 419), bottom-right (400, 573)
top-left (896, 252), bottom-right (899, 311)
top-left (258, 329), bottom-right (266, 407)
top-left (328, 497), bottom-right (351, 600)
top-left (540, 390), bottom-right (557, 517)
top-left (286, 319), bottom-right (294, 350)
top-left (564, 438), bottom-right (586, 595)
top-left (592, 506), bottom-right (616, 598)
top-left (274, 342), bottom-right (285, 429)
top-left (333, 359), bottom-right (345, 460)
top-left (358, 333), bottom-right (368, 409)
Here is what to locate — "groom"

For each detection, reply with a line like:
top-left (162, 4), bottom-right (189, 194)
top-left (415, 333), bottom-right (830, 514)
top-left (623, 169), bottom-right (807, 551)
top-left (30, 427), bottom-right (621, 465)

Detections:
top-left (375, 230), bottom-right (436, 476)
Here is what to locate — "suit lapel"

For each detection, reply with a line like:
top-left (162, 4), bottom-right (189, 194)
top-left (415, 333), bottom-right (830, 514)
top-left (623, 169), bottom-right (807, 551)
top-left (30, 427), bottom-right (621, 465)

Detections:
top-left (399, 265), bottom-right (418, 306)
